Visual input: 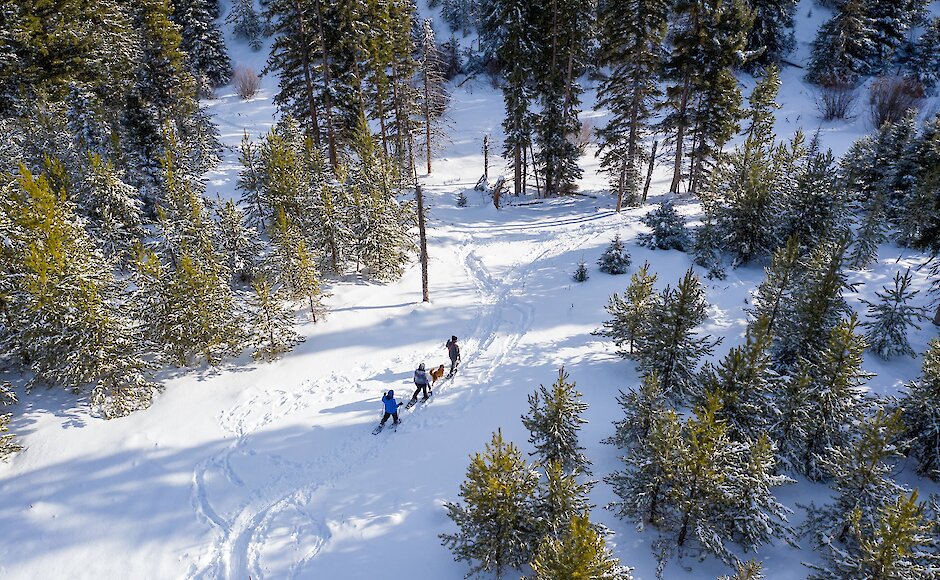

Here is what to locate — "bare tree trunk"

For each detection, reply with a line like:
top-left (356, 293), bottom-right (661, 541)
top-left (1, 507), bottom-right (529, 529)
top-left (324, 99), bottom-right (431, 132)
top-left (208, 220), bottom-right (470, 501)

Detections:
top-left (669, 79), bottom-right (690, 194)
top-left (642, 139), bottom-right (658, 204)
top-left (615, 160), bottom-right (626, 213)
top-left (295, 0), bottom-right (321, 148)
top-left (407, 124), bottom-right (429, 302)
top-left (483, 134), bottom-right (490, 184)
top-left (424, 65), bottom-right (432, 174)
top-left (313, 0), bottom-right (337, 168)
top-left (529, 140), bottom-right (541, 196)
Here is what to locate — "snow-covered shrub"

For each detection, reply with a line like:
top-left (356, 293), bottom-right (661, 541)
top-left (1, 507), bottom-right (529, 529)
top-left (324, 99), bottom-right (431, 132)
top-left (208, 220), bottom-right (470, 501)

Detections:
top-left (815, 80), bottom-right (858, 120)
top-left (573, 261), bottom-right (589, 282)
top-left (869, 75), bottom-right (923, 128)
top-left (638, 201), bottom-right (690, 251)
top-left (457, 190), bottom-right (468, 207)
top-left (233, 67), bottom-right (261, 100)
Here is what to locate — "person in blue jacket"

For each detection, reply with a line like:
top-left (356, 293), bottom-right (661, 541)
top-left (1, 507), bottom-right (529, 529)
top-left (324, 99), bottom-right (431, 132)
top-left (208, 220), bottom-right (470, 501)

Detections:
top-left (380, 389), bottom-right (401, 427)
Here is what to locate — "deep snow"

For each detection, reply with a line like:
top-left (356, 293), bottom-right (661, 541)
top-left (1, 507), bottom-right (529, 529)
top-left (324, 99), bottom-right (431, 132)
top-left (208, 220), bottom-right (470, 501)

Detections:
top-left (2, 0), bottom-right (939, 578)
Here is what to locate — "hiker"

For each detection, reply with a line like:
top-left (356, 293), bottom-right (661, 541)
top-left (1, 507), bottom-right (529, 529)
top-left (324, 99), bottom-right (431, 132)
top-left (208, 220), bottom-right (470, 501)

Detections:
top-left (412, 363), bottom-right (432, 402)
top-left (446, 335), bottom-right (461, 377)
top-left (380, 390), bottom-right (401, 427)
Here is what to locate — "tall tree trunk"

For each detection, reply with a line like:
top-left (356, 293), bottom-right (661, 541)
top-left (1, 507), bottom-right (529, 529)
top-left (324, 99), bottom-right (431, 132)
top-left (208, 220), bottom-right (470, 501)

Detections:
top-left (407, 130), bottom-right (430, 302)
top-left (295, 0), bottom-right (321, 148)
top-left (391, 62), bottom-right (405, 168)
top-left (642, 140), bottom-right (658, 204)
top-left (669, 79), bottom-right (690, 193)
top-left (424, 64), bottom-right (432, 174)
top-left (313, 0), bottom-right (337, 168)
top-left (530, 140), bottom-right (541, 197)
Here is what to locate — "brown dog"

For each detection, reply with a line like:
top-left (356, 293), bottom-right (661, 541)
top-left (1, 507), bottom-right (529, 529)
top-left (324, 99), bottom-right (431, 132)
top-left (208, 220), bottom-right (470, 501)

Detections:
top-left (429, 364), bottom-right (446, 386)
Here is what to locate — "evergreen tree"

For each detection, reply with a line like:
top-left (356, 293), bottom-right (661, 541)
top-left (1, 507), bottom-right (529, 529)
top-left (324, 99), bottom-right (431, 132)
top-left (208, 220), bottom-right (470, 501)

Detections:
top-left (900, 339), bottom-right (940, 480)
top-left (418, 19), bottom-right (449, 175)
top-left (691, 215), bottom-right (726, 280)
top-left (606, 372), bottom-right (667, 451)
top-left (529, 513), bottom-right (634, 580)
top-left (747, 235), bottom-right (801, 336)
top-left (249, 277), bottom-right (302, 361)
top-left (701, 317), bottom-right (777, 441)
top-left (215, 199), bottom-right (260, 284)
top-left (773, 236), bottom-right (852, 369)
top-left (227, 0), bottom-right (264, 51)
top-left (867, 0), bottom-right (927, 68)
top-left (600, 262), bottom-right (660, 356)
top-left (744, 0), bottom-right (797, 71)
top-left (635, 268), bottom-right (718, 400)
top-left (2, 166), bottom-right (155, 416)
top-left (907, 17), bottom-right (940, 91)
top-left (595, 0), bottom-right (670, 209)
top-left (806, 0), bottom-right (875, 85)
top-left (637, 200), bottom-right (691, 251)
top-left (781, 315), bottom-right (872, 480)
top-left (268, 208), bottom-right (325, 321)
top-left (718, 560), bottom-right (765, 580)
top-left (440, 430), bottom-right (540, 578)
top-left (480, 0), bottom-right (536, 195)
top-left (75, 153), bottom-right (146, 261)
top-left (804, 410), bottom-right (909, 575)
top-left (0, 382), bottom-right (23, 460)
top-left (861, 269), bottom-right (927, 359)
top-left (522, 367), bottom-right (591, 474)
top-left (172, 0), bottom-right (231, 91)
top-left (573, 260), bottom-right (589, 282)
top-left (536, 459), bottom-right (596, 538)
top-left (597, 235), bottom-right (632, 274)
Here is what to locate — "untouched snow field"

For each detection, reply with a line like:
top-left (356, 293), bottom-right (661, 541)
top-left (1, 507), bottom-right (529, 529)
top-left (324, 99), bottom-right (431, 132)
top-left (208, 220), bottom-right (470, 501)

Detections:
top-left (2, 1), bottom-right (939, 578)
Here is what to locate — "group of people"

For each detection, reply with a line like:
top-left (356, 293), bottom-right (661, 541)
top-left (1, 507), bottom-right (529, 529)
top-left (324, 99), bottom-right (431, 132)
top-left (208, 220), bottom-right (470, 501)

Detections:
top-left (379, 336), bottom-right (461, 428)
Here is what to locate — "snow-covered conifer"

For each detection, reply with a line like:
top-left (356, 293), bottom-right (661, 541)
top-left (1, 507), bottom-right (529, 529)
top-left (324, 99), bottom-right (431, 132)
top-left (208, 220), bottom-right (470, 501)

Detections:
top-left (779, 137), bottom-right (848, 251)
top-left (227, 0), bottom-right (264, 51)
top-left (0, 382), bottom-right (22, 460)
top-left (806, 0), bottom-right (875, 85)
top-left (748, 235), bottom-right (801, 334)
top-left (172, 0), bottom-right (231, 91)
top-left (573, 261), bottom-right (589, 282)
top-left (529, 513), bottom-right (634, 580)
top-left (75, 153), bottom-right (146, 261)
top-left (268, 208), bottom-right (325, 321)
top-left (719, 561), bottom-right (765, 580)
top-left (600, 262), bottom-right (660, 356)
top-left (597, 235), bottom-right (632, 274)
top-left (249, 277), bottom-right (301, 361)
top-left (535, 459), bottom-right (595, 538)
top-left (907, 17), bottom-right (940, 91)
top-left (900, 339), bottom-right (940, 479)
top-left (440, 430), bottom-right (540, 578)
top-left (522, 367), bottom-right (590, 474)
top-left (861, 269), bottom-right (927, 359)
top-left (691, 216), bottom-right (726, 280)
top-left (606, 372), bottom-right (667, 451)
top-left (744, 0), bottom-right (797, 71)
top-left (637, 200), bottom-right (690, 251)
top-left (635, 268), bottom-right (718, 400)
top-left (215, 199), bottom-right (260, 284)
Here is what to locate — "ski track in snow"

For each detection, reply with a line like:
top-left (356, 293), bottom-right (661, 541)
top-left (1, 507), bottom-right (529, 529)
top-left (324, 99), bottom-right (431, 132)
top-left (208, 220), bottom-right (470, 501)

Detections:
top-left (186, 206), bottom-right (615, 579)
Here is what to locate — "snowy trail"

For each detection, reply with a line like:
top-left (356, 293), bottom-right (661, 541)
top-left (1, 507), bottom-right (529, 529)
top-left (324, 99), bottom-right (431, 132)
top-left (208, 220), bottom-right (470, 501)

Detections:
top-left (184, 202), bottom-right (616, 578)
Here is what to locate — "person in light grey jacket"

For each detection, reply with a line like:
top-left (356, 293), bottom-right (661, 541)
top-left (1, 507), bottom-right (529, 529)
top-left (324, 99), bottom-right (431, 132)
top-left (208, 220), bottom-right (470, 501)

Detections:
top-left (411, 363), bottom-right (432, 402)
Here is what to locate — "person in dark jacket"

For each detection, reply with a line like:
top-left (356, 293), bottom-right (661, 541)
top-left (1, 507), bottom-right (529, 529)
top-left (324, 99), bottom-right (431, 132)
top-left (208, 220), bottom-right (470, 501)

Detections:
top-left (380, 390), bottom-right (401, 426)
top-left (446, 335), bottom-right (461, 376)
top-left (412, 363), bottom-right (432, 403)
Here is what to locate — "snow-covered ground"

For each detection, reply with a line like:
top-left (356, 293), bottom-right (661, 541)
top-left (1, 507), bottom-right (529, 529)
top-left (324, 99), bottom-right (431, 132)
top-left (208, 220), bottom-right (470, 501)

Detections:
top-left (2, 1), bottom-right (939, 578)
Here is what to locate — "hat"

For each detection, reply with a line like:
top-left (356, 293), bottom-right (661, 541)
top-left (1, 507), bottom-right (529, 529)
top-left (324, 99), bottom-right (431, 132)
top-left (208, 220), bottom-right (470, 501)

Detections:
top-left (451, 335), bottom-right (458, 341)
top-left (419, 363), bottom-right (425, 370)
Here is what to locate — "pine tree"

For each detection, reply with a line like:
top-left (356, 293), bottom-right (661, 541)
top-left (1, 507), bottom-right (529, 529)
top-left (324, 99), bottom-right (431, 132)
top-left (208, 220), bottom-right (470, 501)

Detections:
top-left (806, 0), bottom-right (876, 85)
top-left (907, 17), bottom-right (940, 91)
top-left (637, 200), bottom-right (691, 251)
top-left (573, 260), bottom-right (589, 282)
top-left (536, 459), bottom-right (596, 538)
top-left (0, 382), bottom-right (23, 460)
top-left (268, 207), bottom-right (325, 321)
top-left (606, 371), bottom-right (667, 451)
top-left (595, 0), bottom-right (669, 209)
top-left (861, 269), bottom-right (927, 359)
top-left (249, 277), bottom-right (302, 360)
top-left (900, 339), bottom-right (940, 480)
top-left (778, 137), bottom-right (847, 253)
top-left (691, 215), bottom-right (726, 280)
top-left (522, 367), bottom-right (591, 474)
top-left (718, 560), bottom-right (765, 580)
top-left (804, 410), bottom-right (909, 576)
top-left (867, 0), bottom-right (927, 68)
top-left (600, 262), bottom-right (660, 356)
top-left (418, 19), bottom-right (449, 175)
top-left (529, 513), bottom-right (634, 580)
top-left (784, 315), bottom-right (872, 480)
top-left (172, 0), bottom-right (231, 91)
top-left (227, 0), bottom-right (264, 51)
top-left (744, 0), bottom-right (797, 71)
top-left (701, 317), bottom-right (777, 441)
top-left (481, 0), bottom-right (537, 195)
top-left (75, 153), bottom-right (146, 261)
top-left (2, 166), bottom-right (155, 416)
top-left (440, 430), bottom-right (540, 578)
top-left (748, 235), bottom-right (801, 335)
top-left (597, 235), bottom-right (632, 274)
top-left (635, 268), bottom-right (719, 400)
top-left (215, 199), bottom-right (260, 284)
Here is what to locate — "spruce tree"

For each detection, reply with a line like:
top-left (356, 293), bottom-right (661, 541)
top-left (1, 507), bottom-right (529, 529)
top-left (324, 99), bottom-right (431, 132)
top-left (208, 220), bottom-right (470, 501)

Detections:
top-left (172, 0), bottom-right (231, 91)
top-left (867, 0), bottom-right (927, 68)
top-left (268, 208), bottom-right (325, 321)
top-left (804, 410), bottom-right (909, 576)
top-left (536, 460), bottom-right (595, 538)
top-left (595, 0), bottom-right (669, 209)
top-left (440, 430), bottom-right (540, 578)
top-left (521, 367), bottom-right (590, 474)
top-left (606, 372), bottom-right (667, 451)
top-left (806, 0), bottom-right (875, 85)
top-left (861, 269), bottom-right (927, 359)
top-left (75, 153), bottom-right (146, 261)
top-left (215, 199), bottom-right (260, 284)
top-left (744, 0), bottom-right (797, 71)
top-left (718, 560), bottom-right (765, 580)
top-left (529, 514), bottom-right (634, 580)
top-left (908, 17), bottom-right (940, 91)
top-left (597, 235), bottom-right (632, 274)
top-left (600, 262), bottom-right (659, 356)
top-left (249, 277), bottom-right (302, 361)
top-left (418, 19), bottom-right (449, 175)
top-left (900, 339), bottom-right (940, 480)
top-left (691, 215), bottom-right (727, 280)
top-left (227, 0), bottom-right (264, 51)
top-left (0, 383), bottom-right (23, 460)
top-left (635, 268), bottom-right (718, 400)
top-left (748, 235), bottom-right (801, 335)
top-left (573, 261), bottom-right (589, 282)
top-left (637, 200), bottom-right (691, 251)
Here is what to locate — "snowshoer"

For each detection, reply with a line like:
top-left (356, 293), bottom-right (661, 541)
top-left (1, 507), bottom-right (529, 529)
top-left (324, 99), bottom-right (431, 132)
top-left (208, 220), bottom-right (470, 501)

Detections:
top-left (380, 390), bottom-right (401, 427)
top-left (446, 335), bottom-right (461, 377)
top-left (412, 363), bottom-right (432, 403)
